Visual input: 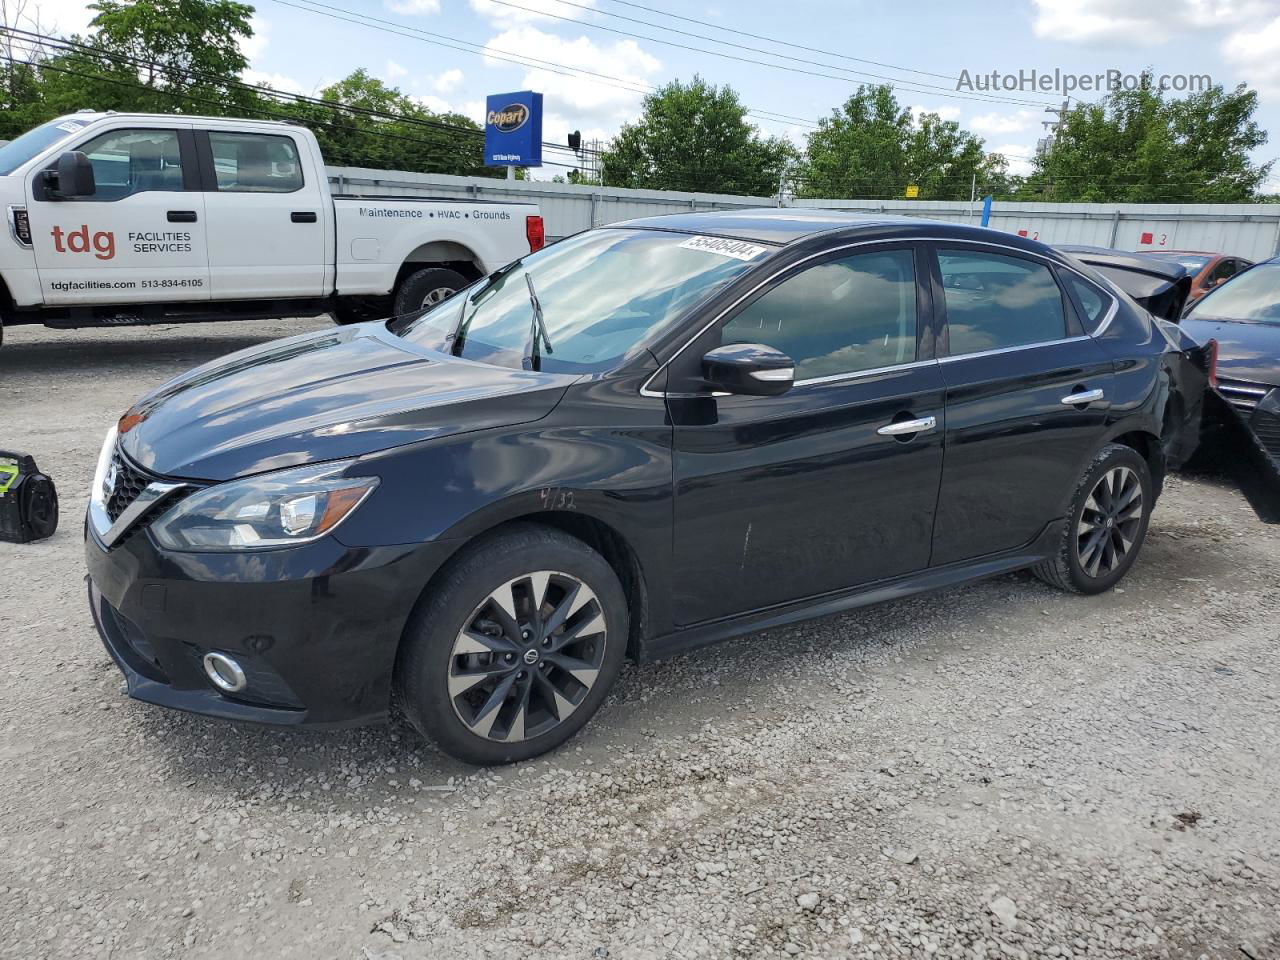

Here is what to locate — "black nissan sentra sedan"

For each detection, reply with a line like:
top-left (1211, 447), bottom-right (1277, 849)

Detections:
top-left (86, 210), bottom-right (1218, 764)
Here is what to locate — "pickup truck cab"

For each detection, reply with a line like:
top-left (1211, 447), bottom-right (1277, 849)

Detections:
top-left (0, 112), bottom-right (543, 344)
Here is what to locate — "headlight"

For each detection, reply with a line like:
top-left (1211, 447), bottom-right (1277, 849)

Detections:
top-left (89, 424), bottom-right (119, 511)
top-left (151, 460), bottom-right (378, 552)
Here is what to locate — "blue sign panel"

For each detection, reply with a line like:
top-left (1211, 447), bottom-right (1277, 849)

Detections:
top-left (484, 91), bottom-right (543, 167)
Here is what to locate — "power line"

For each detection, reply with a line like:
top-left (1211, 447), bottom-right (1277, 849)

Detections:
top-left (473, 0), bottom-right (1054, 108)
top-left (270, 0), bottom-right (822, 130)
top-left (596, 0), bottom-right (957, 82)
top-left (491, 0), bottom-right (977, 97)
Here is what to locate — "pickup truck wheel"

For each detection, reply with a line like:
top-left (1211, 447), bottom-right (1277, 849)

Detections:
top-left (395, 523), bottom-right (628, 765)
top-left (392, 267), bottom-right (467, 320)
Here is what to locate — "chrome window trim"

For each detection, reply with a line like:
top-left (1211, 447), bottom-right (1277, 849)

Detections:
top-left (639, 235), bottom-right (1115, 399)
top-left (937, 335), bottom-right (1091, 364)
top-left (794, 357), bottom-right (938, 387)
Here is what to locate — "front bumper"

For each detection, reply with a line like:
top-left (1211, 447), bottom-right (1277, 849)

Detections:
top-left (85, 520), bottom-right (460, 727)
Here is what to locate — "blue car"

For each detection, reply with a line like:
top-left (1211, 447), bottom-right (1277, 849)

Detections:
top-left (1180, 259), bottom-right (1280, 465)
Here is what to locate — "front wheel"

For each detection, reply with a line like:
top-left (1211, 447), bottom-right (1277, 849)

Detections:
top-left (1033, 443), bottom-right (1153, 594)
top-left (395, 524), bottom-right (629, 765)
top-left (391, 267), bottom-right (467, 321)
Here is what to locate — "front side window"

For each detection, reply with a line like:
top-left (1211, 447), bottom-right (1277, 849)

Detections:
top-left (72, 129), bottom-right (185, 200)
top-left (400, 228), bottom-right (770, 372)
top-left (209, 132), bottom-right (303, 193)
top-left (720, 249), bottom-right (918, 380)
top-left (938, 250), bottom-right (1067, 354)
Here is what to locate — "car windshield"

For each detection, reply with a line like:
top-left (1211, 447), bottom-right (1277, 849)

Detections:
top-left (0, 117), bottom-right (92, 176)
top-left (1163, 255), bottom-right (1212, 272)
top-left (398, 228), bottom-right (771, 372)
top-left (1185, 262), bottom-right (1280, 325)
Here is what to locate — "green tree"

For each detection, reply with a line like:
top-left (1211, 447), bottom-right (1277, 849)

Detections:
top-left (277, 69), bottom-right (492, 175)
top-left (1026, 77), bottom-right (1271, 202)
top-left (600, 76), bottom-right (796, 195)
top-left (0, 0), bottom-right (260, 135)
top-left (798, 84), bottom-right (1001, 200)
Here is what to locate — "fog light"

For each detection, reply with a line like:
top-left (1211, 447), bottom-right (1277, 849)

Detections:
top-left (203, 651), bottom-right (247, 693)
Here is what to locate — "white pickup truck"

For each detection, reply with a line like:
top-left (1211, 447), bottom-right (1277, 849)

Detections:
top-left (0, 112), bottom-right (544, 345)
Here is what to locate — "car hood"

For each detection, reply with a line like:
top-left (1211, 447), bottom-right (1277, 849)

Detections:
top-left (1179, 317), bottom-right (1280, 387)
top-left (117, 323), bottom-right (577, 481)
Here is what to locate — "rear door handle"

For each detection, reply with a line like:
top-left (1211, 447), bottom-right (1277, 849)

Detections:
top-left (291, 211), bottom-right (318, 223)
top-left (167, 210), bottom-right (197, 223)
top-left (1061, 388), bottom-right (1105, 406)
top-left (877, 415), bottom-right (937, 437)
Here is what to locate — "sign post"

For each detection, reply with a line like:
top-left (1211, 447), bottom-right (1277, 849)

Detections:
top-left (484, 91), bottom-right (543, 178)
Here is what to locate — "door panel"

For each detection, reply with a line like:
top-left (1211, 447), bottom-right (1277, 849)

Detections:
top-left (668, 243), bottom-right (944, 625)
top-left (670, 365), bottom-right (946, 624)
top-left (26, 125), bottom-right (209, 305)
top-left (198, 130), bottom-right (326, 298)
top-left (932, 338), bottom-right (1115, 565)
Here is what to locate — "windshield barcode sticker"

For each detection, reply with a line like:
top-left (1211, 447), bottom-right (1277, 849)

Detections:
top-left (678, 236), bottom-right (770, 261)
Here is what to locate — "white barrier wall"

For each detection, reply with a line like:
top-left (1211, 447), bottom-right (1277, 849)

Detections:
top-left (327, 166), bottom-right (1280, 261)
top-left (327, 167), bottom-right (774, 242)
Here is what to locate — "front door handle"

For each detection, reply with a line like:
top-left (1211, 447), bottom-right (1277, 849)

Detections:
top-left (877, 415), bottom-right (937, 437)
top-left (167, 210), bottom-right (197, 223)
top-left (1061, 388), bottom-right (1105, 406)
top-left (291, 211), bottom-right (318, 223)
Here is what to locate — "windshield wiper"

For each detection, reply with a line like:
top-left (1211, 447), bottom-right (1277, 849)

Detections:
top-left (447, 259), bottom-right (523, 356)
top-left (524, 272), bottom-right (554, 370)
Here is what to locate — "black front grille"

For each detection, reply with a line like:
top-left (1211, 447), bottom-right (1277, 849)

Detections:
top-left (1253, 409), bottom-right (1280, 460)
top-left (105, 449), bottom-right (152, 522)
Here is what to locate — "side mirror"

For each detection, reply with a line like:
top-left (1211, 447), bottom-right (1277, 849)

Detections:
top-left (44, 151), bottom-right (96, 200)
top-left (702, 343), bottom-right (794, 397)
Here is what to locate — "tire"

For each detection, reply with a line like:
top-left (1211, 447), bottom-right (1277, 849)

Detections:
top-left (391, 267), bottom-right (467, 321)
top-left (395, 523), bottom-right (629, 765)
top-left (1033, 443), bottom-right (1153, 595)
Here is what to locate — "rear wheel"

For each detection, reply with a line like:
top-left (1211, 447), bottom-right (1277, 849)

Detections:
top-left (391, 267), bottom-right (467, 321)
top-left (395, 524), bottom-right (628, 765)
top-left (1033, 443), bottom-right (1153, 594)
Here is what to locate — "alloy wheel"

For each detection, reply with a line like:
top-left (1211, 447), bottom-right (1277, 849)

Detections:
top-left (447, 571), bottom-right (607, 742)
top-left (421, 286), bottom-right (455, 308)
top-left (1075, 465), bottom-right (1143, 578)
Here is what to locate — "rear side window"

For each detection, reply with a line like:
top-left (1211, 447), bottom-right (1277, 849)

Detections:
top-left (208, 132), bottom-right (303, 193)
top-left (938, 250), bottom-right (1066, 354)
top-left (720, 249), bottom-right (918, 380)
top-left (1062, 273), bottom-right (1110, 329)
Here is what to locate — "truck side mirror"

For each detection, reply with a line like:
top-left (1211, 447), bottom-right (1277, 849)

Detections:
top-left (44, 151), bottom-right (96, 200)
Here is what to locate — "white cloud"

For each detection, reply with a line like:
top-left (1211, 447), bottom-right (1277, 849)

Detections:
top-left (470, 0), bottom-right (597, 22)
top-left (989, 143), bottom-right (1038, 177)
top-left (910, 104), bottom-right (962, 123)
top-left (1222, 15), bottom-right (1280, 97)
top-left (239, 15), bottom-right (271, 63)
top-left (10, 0), bottom-right (95, 35)
top-left (429, 68), bottom-right (465, 94)
top-left (412, 94), bottom-right (453, 114)
top-left (1031, 0), bottom-right (1277, 45)
top-left (482, 27), bottom-right (660, 132)
top-left (385, 0), bottom-right (441, 13)
top-left (385, 60), bottom-right (409, 81)
top-left (969, 108), bottom-right (1041, 136)
top-left (243, 69), bottom-right (308, 96)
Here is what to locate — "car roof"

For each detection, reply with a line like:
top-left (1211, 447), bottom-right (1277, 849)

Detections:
top-left (613, 207), bottom-right (1059, 254)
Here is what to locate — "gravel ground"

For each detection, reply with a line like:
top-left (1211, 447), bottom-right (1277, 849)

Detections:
top-left (1, 319), bottom-right (1278, 960)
